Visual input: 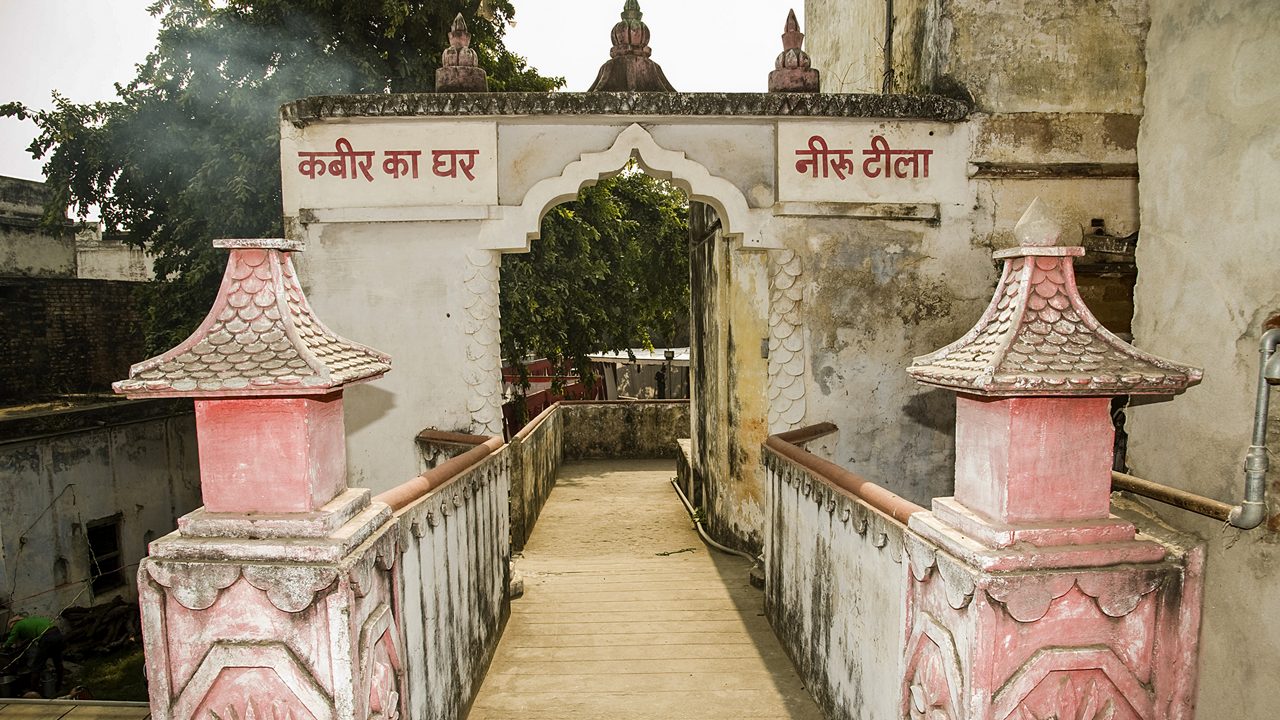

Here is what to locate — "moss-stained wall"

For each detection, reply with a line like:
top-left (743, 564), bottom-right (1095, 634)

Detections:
top-left (1126, 2), bottom-right (1280, 714)
top-left (777, 211), bottom-right (993, 505)
top-left (689, 204), bottom-right (772, 553)
top-left (806, 0), bottom-right (886, 93)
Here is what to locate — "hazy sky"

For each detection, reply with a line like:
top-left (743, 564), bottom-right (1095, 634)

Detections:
top-left (0, 0), bottom-right (806, 182)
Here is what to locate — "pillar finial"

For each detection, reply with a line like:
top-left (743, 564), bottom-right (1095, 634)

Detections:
top-left (436, 13), bottom-right (488, 92)
top-left (588, 0), bottom-right (676, 91)
top-left (768, 9), bottom-right (820, 93)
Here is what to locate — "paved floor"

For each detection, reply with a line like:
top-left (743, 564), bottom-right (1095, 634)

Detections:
top-left (0, 701), bottom-right (149, 719)
top-left (468, 459), bottom-right (824, 720)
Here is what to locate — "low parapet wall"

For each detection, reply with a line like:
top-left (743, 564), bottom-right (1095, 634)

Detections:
top-left (509, 404), bottom-right (563, 552)
top-left (560, 400), bottom-right (690, 460)
top-left (762, 425), bottom-right (924, 720)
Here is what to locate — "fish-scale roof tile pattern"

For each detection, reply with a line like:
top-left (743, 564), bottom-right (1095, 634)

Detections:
top-left (114, 245), bottom-right (389, 397)
top-left (908, 252), bottom-right (1201, 395)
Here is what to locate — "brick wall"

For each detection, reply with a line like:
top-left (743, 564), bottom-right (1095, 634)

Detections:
top-left (0, 278), bottom-right (147, 401)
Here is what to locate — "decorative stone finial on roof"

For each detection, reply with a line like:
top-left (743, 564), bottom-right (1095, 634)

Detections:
top-left (768, 10), bottom-right (820, 93)
top-left (114, 239), bottom-right (390, 398)
top-left (908, 198), bottom-right (1202, 395)
top-left (437, 13), bottom-right (488, 93)
top-left (588, 0), bottom-right (676, 92)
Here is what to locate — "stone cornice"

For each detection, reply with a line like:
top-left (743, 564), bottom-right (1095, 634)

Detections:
top-left (281, 91), bottom-right (970, 126)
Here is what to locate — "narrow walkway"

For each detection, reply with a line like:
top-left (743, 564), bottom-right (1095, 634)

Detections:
top-left (468, 460), bottom-right (823, 720)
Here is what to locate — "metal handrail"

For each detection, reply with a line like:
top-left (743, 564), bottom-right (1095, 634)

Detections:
top-left (764, 423), bottom-right (925, 525)
top-left (377, 435), bottom-right (504, 512)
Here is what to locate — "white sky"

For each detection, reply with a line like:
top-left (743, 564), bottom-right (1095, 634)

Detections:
top-left (0, 0), bottom-right (805, 182)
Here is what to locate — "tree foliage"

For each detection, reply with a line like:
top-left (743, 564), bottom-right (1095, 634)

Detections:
top-left (500, 169), bottom-right (690, 391)
top-left (3, 0), bottom-right (559, 351)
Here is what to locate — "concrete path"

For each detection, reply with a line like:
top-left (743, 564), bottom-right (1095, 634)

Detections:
top-left (468, 460), bottom-right (824, 720)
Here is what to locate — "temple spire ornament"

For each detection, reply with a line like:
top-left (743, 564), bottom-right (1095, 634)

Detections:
top-left (768, 9), bottom-right (820, 92)
top-left (436, 13), bottom-right (488, 92)
top-left (588, 0), bottom-right (676, 92)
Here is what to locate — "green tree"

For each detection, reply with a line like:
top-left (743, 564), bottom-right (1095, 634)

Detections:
top-left (3, 0), bottom-right (559, 351)
top-left (500, 169), bottom-right (690, 395)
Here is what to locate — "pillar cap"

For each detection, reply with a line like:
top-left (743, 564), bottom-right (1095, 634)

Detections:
top-left (908, 199), bottom-right (1202, 396)
top-left (114, 240), bottom-right (390, 398)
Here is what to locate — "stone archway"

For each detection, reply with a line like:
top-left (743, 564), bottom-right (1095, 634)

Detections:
top-left (279, 91), bottom-right (973, 545)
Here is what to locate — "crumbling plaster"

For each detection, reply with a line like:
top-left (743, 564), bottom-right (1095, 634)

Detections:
top-left (1126, 1), bottom-right (1280, 715)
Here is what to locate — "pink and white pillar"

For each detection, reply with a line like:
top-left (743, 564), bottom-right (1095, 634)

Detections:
top-left (116, 239), bottom-right (403, 720)
top-left (901, 200), bottom-right (1206, 719)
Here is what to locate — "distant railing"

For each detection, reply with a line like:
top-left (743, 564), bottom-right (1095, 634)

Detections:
top-left (376, 433), bottom-right (510, 720)
top-left (560, 399), bottom-right (691, 459)
top-left (762, 423), bottom-right (923, 720)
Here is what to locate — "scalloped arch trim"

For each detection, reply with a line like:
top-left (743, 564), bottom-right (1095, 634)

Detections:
top-left (481, 123), bottom-right (771, 251)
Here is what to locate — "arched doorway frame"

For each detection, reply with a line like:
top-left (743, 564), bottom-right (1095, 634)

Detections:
top-left (477, 122), bottom-right (773, 251)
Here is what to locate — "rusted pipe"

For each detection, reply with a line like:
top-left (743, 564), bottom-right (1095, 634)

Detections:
top-left (377, 435), bottom-right (504, 512)
top-left (773, 422), bottom-right (838, 446)
top-left (1110, 471), bottom-right (1234, 522)
top-left (416, 428), bottom-right (492, 446)
top-left (764, 431), bottom-right (924, 525)
top-left (559, 399), bottom-right (691, 405)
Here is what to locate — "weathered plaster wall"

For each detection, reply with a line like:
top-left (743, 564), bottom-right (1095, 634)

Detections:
top-left (75, 227), bottom-right (154, 282)
top-left (783, 210), bottom-right (992, 505)
top-left (690, 204), bottom-right (772, 553)
top-left (282, 108), bottom-right (996, 541)
top-left (394, 445), bottom-right (510, 720)
top-left (560, 401), bottom-right (689, 461)
top-left (0, 176), bottom-right (76, 279)
top-left (0, 400), bottom-right (200, 616)
top-left (932, 0), bottom-right (1148, 113)
top-left (1126, 2), bottom-right (1280, 715)
top-left (805, 0), bottom-right (885, 93)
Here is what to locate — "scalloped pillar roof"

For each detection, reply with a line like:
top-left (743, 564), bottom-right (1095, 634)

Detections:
top-left (908, 198), bottom-right (1201, 396)
top-left (114, 238), bottom-right (390, 398)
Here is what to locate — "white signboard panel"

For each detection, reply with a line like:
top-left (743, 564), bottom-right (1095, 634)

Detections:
top-left (777, 121), bottom-right (966, 205)
top-left (281, 121), bottom-right (498, 212)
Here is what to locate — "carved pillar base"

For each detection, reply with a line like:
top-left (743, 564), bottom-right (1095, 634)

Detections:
top-left (139, 490), bottom-right (403, 720)
top-left (902, 508), bottom-right (1203, 720)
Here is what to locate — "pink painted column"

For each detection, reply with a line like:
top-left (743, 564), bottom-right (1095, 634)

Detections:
top-left (115, 239), bottom-right (403, 720)
top-left (900, 200), bottom-right (1206, 719)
